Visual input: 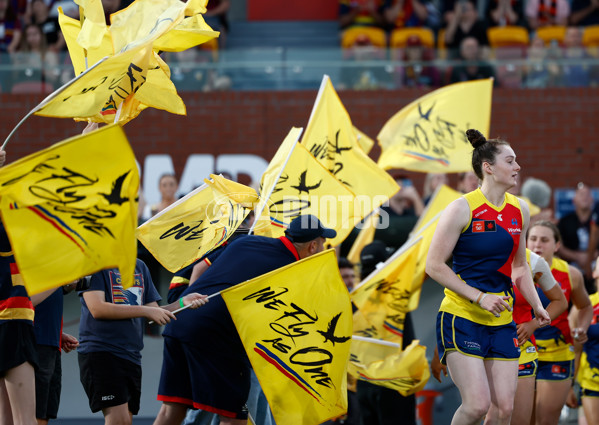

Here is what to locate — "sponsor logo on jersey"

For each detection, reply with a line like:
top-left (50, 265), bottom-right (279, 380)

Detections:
top-left (513, 338), bottom-right (519, 348)
top-left (473, 220), bottom-right (496, 233)
top-left (512, 218), bottom-right (518, 225)
top-left (474, 208), bottom-right (488, 218)
top-left (497, 214), bottom-right (503, 221)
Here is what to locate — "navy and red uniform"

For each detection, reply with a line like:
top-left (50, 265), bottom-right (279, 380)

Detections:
top-left (578, 292), bottom-right (599, 397)
top-left (158, 235), bottom-right (300, 419)
top-left (0, 222), bottom-right (38, 377)
top-left (167, 232), bottom-right (248, 304)
top-left (437, 189), bottom-right (523, 363)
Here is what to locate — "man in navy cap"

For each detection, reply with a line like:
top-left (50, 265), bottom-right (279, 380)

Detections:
top-left (154, 215), bottom-right (336, 425)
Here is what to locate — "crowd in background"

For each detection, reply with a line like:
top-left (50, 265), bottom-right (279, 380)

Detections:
top-left (3, 0), bottom-right (599, 92)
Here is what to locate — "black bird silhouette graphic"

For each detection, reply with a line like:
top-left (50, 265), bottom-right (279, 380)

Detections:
top-left (317, 313), bottom-right (351, 345)
top-left (291, 170), bottom-right (322, 195)
top-left (101, 170), bottom-right (131, 205)
top-left (418, 101), bottom-right (435, 121)
top-left (327, 130), bottom-right (352, 156)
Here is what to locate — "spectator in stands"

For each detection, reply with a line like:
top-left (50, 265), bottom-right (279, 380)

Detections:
top-left (444, 0), bottom-right (489, 59)
top-left (26, 0), bottom-right (65, 52)
top-left (521, 177), bottom-right (554, 223)
top-left (449, 36), bottom-right (496, 84)
top-left (11, 23), bottom-right (59, 88)
top-left (570, 0), bottom-right (599, 26)
top-left (485, 0), bottom-right (526, 27)
top-left (382, 0), bottom-right (440, 30)
top-left (398, 33), bottom-right (441, 87)
top-left (204, 0), bottom-right (230, 48)
top-left (339, 34), bottom-right (393, 90)
top-left (457, 170), bottom-right (479, 193)
top-left (561, 26), bottom-right (598, 87)
top-left (557, 182), bottom-right (599, 293)
top-left (422, 172), bottom-right (448, 204)
top-left (339, 0), bottom-right (386, 30)
top-left (525, 0), bottom-right (570, 30)
top-left (523, 35), bottom-right (562, 88)
top-left (0, 0), bottom-right (21, 53)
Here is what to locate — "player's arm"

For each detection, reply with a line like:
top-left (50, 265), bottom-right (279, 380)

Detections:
top-left (82, 290), bottom-right (176, 325)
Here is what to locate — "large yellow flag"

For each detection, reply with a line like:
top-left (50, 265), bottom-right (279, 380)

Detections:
top-left (301, 75), bottom-right (399, 213)
top-left (221, 249), bottom-right (352, 425)
top-left (51, 0), bottom-right (217, 125)
top-left (137, 174), bottom-right (258, 273)
top-left (254, 128), bottom-right (359, 247)
top-left (377, 79), bottom-right (493, 173)
top-left (350, 237), bottom-right (422, 343)
top-left (0, 125), bottom-right (138, 295)
top-left (348, 337), bottom-right (430, 396)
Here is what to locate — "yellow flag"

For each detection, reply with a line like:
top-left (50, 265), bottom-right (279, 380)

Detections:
top-left (137, 174), bottom-right (258, 273)
top-left (348, 337), bottom-right (430, 396)
top-left (34, 41), bottom-right (153, 121)
top-left (346, 210), bottom-right (379, 265)
top-left (350, 237), bottom-right (422, 343)
top-left (377, 79), bottom-right (493, 173)
top-left (154, 14), bottom-right (219, 52)
top-left (353, 126), bottom-right (375, 154)
top-left (74, 0), bottom-right (108, 50)
top-left (221, 249), bottom-right (352, 425)
top-left (0, 125), bottom-right (138, 295)
top-left (254, 128), bottom-right (359, 247)
top-left (301, 75), bottom-right (399, 214)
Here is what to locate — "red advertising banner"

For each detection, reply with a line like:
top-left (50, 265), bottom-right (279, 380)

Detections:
top-left (248, 0), bottom-right (338, 21)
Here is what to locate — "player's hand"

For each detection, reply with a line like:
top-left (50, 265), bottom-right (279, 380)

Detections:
top-left (534, 308), bottom-right (551, 328)
top-left (61, 333), bottom-right (79, 353)
top-left (145, 306), bottom-right (176, 325)
top-left (566, 386), bottom-right (579, 408)
top-left (182, 293), bottom-right (209, 309)
top-left (516, 320), bottom-right (538, 347)
top-left (479, 294), bottom-right (511, 317)
top-left (0, 150), bottom-right (6, 167)
top-left (572, 327), bottom-right (588, 344)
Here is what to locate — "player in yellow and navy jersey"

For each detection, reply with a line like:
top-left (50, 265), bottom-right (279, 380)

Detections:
top-left (427, 129), bottom-right (550, 425)
top-left (570, 258), bottom-right (599, 425)
top-left (527, 221), bottom-right (593, 425)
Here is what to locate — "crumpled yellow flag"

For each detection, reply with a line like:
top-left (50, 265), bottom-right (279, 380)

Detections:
top-left (353, 126), bottom-right (375, 154)
top-left (0, 125), bottom-right (138, 295)
top-left (301, 75), bottom-right (399, 215)
top-left (351, 237), bottom-right (422, 344)
top-left (47, 0), bottom-right (217, 124)
top-left (221, 249), bottom-right (352, 425)
top-left (253, 128), bottom-right (359, 247)
top-left (137, 174), bottom-right (258, 273)
top-left (377, 79), bottom-right (493, 173)
top-left (348, 337), bottom-right (430, 396)
top-left (412, 184), bottom-right (461, 234)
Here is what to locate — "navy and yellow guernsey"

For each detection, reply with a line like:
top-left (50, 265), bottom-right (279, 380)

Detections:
top-left (439, 189), bottom-right (523, 326)
top-left (0, 224), bottom-right (34, 324)
top-left (578, 292), bottom-right (599, 393)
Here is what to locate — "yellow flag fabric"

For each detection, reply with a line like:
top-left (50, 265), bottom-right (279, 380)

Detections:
top-left (154, 14), bottom-right (219, 52)
top-left (350, 237), bottom-right (422, 343)
top-left (348, 338), bottom-right (430, 396)
top-left (254, 128), bottom-right (359, 247)
top-left (54, 0), bottom-right (213, 125)
top-left (34, 40), bottom-right (153, 121)
top-left (74, 0), bottom-right (107, 50)
top-left (301, 75), bottom-right (399, 213)
top-left (0, 125), bottom-right (138, 295)
top-left (221, 249), bottom-right (352, 425)
top-left (137, 174), bottom-right (258, 273)
top-left (353, 126), bottom-right (375, 154)
top-left (377, 79), bottom-right (493, 173)
top-left (346, 211), bottom-right (379, 265)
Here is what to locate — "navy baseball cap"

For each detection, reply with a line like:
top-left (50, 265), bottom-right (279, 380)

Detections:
top-left (284, 215), bottom-right (337, 243)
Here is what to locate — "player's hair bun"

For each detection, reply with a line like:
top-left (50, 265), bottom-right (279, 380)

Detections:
top-left (466, 129), bottom-right (486, 149)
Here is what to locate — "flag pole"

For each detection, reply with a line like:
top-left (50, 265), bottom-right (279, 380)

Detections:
top-left (248, 127), bottom-right (303, 235)
top-left (1, 57), bottom-right (108, 150)
top-left (148, 290), bottom-right (222, 324)
top-left (351, 335), bottom-right (400, 348)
